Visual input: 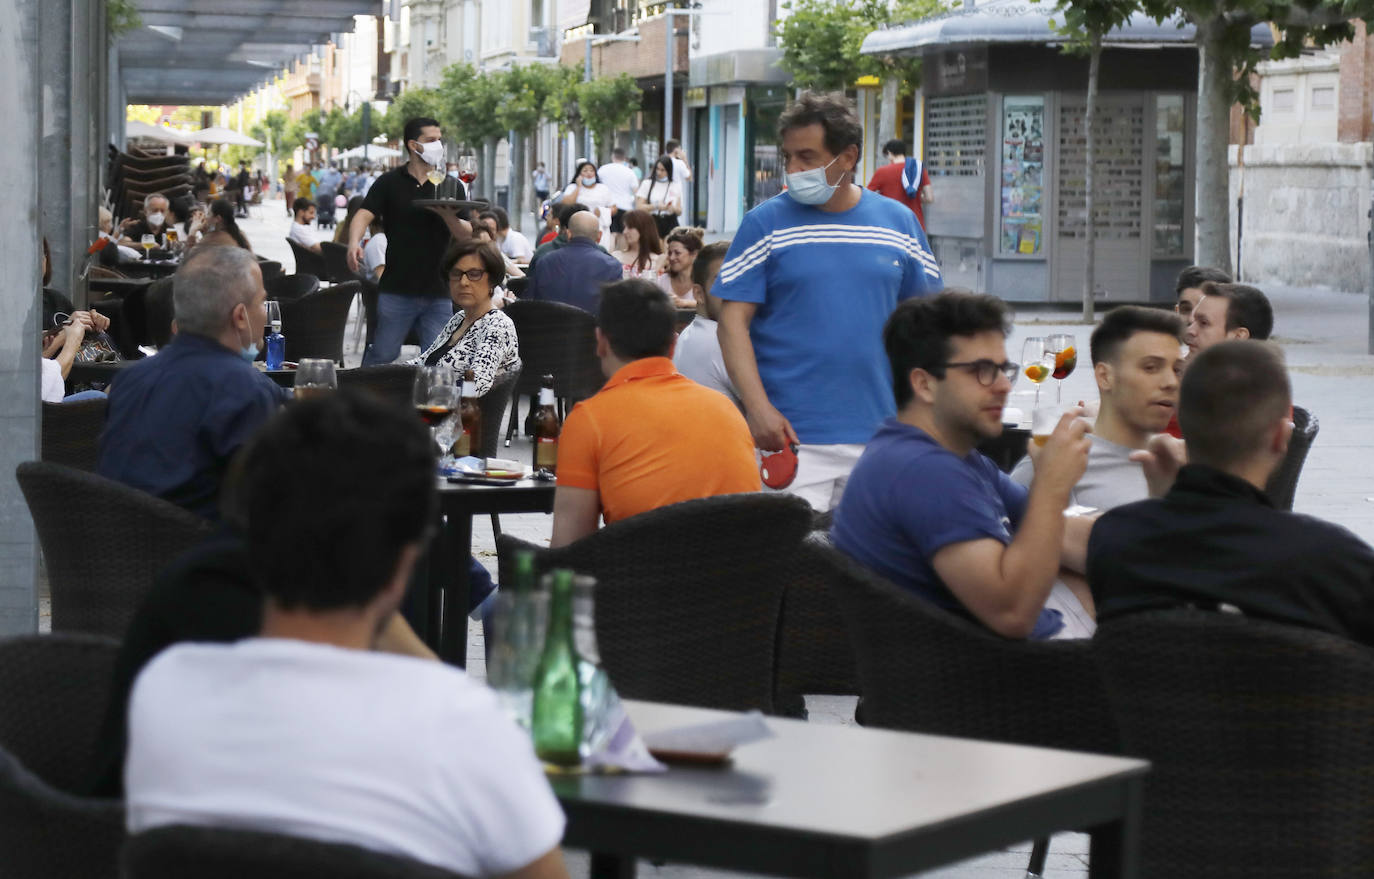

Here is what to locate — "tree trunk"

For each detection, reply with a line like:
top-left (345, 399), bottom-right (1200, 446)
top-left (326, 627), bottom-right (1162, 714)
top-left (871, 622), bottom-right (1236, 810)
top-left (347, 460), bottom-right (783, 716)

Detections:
top-left (481, 137), bottom-right (498, 202)
top-left (509, 129), bottom-right (528, 232)
top-left (1083, 34), bottom-right (1100, 324)
top-left (1194, 21), bottom-right (1234, 274)
top-left (878, 76), bottom-right (899, 151)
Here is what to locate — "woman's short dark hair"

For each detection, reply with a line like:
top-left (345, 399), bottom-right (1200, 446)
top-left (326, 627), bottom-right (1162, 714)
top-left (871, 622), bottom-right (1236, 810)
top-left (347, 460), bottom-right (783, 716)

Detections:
top-left (778, 92), bottom-right (863, 157)
top-left (598, 279), bottom-right (676, 360)
top-left (228, 389), bottom-right (437, 612)
top-left (883, 290), bottom-right (1011, 408)
top-left (442, 238), bottom-right (506, 291)
top-left (665, 226), bottom-right (705, 254)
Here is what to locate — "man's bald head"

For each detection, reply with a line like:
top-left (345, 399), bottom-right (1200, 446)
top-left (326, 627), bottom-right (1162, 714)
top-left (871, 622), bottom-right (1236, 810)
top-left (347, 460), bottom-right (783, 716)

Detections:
top-left (568, 211), bottom-right (601, 241)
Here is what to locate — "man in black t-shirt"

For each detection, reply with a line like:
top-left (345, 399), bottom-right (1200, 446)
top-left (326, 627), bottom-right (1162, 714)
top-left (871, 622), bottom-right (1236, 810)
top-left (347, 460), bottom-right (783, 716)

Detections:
top-left (347, 116), bottom-right (472, 365)
top-left (1088, 341), bottom-right (1374, 644)
top-left (119, 192), bottom-right (173, 248)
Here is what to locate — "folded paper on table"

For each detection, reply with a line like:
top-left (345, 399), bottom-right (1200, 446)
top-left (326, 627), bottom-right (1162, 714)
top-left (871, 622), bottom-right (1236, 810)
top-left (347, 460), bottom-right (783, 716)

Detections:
top-left (641, 711), bottom-right (774, 758)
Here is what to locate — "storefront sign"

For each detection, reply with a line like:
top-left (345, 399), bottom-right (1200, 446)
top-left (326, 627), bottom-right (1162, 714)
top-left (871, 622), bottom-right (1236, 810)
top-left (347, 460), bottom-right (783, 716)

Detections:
top-left (924, 48), bottom-right (988, 96)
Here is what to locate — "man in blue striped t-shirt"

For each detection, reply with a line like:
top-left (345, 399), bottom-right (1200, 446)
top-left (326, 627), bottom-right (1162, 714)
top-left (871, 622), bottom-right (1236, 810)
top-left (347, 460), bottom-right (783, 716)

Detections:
top-left (714, 92), bottom-right (943, 511)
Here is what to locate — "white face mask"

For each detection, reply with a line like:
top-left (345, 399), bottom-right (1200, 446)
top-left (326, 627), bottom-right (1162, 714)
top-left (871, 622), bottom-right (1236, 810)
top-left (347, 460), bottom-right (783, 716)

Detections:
top-left (146, 212), bottom-right (166, 227)
top-left (447, 169), bottom-right (460, 178)
top-left (785, 156), bottom-right (841, 206)
top-left (414, 139), bottom-right (445, 166)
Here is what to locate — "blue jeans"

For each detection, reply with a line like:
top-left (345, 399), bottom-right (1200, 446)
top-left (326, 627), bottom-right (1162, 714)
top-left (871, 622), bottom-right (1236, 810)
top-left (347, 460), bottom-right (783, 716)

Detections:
top-left (363, 293), bottom-right (454, 366)
top-left (63, 390), bottom-right (107, 403)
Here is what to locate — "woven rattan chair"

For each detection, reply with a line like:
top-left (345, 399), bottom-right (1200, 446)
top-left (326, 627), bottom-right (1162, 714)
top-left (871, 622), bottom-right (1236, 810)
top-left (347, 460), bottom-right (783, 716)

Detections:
top-left (1095, 608), bottom-right (1374, 877)
top-left (41, 398), bottom-right (108, 473)
top-left (829, 547), bottom-right (1118, 876)
top-left (772, 532), bottom-right (858, 718)
top-left (497, 492), bottom-right (815, 713)
top-left (257, 259), bottom-right (284, 282)
top-left (281, 281), bottom-right (359, 366)
top-left (336, 364), bottom-right (419, 412)
top-left (0, 634), bottom-right (124, 877)
top-left (265, 272), bottom-right (320, 302)
top-left (123, 825), bottom-right (469, 879)
top-left (144, 278), bottom-right (175, 348)
top-left (1263, 405), bottom-right (1318, 511)
top-left (478, 368), bottom-right (520, 460)
top-left (502, 300), bottom-right (601, 444)
top-left (320, 240), bottom-right (358, 284)
top-left (287, 237), bottom-right (329, 279)
top-left (16, 462), bottom-right (214, 637)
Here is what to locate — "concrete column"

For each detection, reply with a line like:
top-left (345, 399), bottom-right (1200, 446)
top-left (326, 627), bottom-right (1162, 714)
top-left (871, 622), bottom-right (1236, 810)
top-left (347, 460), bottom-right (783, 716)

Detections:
top-left (0, 0), bottom-right (43, 636)
top-left (39, 0), bottom-right (75, 299)
top-left (70, 0), bottom-right (99, 307)
top-left (878, 76), bottom-right (899, 152)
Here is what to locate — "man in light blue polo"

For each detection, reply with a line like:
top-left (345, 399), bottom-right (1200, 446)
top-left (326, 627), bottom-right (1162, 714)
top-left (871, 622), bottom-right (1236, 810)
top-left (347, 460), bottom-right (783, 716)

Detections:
top-left (714, 91), bottom-right (943, 511)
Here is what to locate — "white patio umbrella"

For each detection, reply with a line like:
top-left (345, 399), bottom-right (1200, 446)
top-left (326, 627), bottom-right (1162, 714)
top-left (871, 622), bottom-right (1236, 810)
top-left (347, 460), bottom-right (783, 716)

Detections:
top-left (187, 126), bottom-right (264, 147)
top-left (126, 119), bottom-right (193, 144)
top-left (335, 144), bottom-right (402, 161)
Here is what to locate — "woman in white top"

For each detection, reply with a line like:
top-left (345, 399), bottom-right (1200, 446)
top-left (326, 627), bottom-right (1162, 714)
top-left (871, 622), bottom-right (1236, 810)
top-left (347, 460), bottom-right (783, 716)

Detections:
top-left (414, 240), bottom-right (521, 396)
top-left (610, 209), bottom-right (665, 280)
top-left (560, 161), bottom-right (614, 248)
top-left (636, 156), bottom-right (684, 239)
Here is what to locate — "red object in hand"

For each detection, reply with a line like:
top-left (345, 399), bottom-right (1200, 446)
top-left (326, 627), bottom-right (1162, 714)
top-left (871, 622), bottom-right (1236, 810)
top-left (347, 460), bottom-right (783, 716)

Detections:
top-left (87, 237), bottom-right (110, 255)
top-left (760, 443), bottom-right (800, 490)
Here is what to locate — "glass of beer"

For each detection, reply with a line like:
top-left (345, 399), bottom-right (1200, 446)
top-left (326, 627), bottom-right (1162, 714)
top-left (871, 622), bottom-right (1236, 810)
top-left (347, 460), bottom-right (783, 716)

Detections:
top-left (294, 359), bottom-right (337, 400)
top-left (413, 365), bottom-right (459, 454)
top-left (1031, 405), bottom-right (1060, 448)
top-left (1021, 337), bottom-right (1050, 405)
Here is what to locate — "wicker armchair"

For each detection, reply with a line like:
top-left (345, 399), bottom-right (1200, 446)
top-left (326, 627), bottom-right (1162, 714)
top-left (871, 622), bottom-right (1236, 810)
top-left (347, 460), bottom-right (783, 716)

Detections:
top-left (337, 364), bottom-right (419, 413)
top-left (320, 240), bottom-right (359, 284)
top-left (1095, 608), bottom-right (1374, 877)
top-left (772, 533), bottom-right (858, 718)
top-left (0, 634), bottom-right (125, 877)
top-left (16, 462), bottom-right (214, 637)
top-left (1264, 405), bottom-right (1318, 511)
top-left (281, 281), bottom-right (360, 366)
top-left (827, 544), bottom-right (1117, 753)
top-left (265, 272), bottom-right (320, 302)
top-left (287, 237), bottom-right (328, 279)
top-left (478, 368), bottom-right (520, 460)
top-left (257, 258), bottom-right (284, 282)
top-left (41, 398), bottom-right (108, 473)
top-left (496, 493), bottom-right (815, 713)
top-left (123, 825), bottom-right (469, 879)
top-left (501, 300), bottom-right (601, 444)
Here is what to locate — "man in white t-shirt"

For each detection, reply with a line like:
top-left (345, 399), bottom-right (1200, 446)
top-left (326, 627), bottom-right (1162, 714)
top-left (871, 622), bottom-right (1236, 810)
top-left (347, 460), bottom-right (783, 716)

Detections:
top-left (483, 207), bottom-right (534, 262)
top-left (362, 231), bottom-right (388, 281)
top-left (124, 391), bottom-right (569, 879)
top-left (664, 139), bottom-right (693, 225)
top-left (673, 240), bottom-right (741, 411)
top-left (598, 147), bottom-right (640, 249)
top-left (288, 197), bottom-right (321, 254)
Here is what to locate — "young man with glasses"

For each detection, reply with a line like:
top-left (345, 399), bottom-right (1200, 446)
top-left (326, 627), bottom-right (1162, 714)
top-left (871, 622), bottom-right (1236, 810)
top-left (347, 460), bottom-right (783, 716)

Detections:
top-left (831, 291), bottom-right (1097, 639)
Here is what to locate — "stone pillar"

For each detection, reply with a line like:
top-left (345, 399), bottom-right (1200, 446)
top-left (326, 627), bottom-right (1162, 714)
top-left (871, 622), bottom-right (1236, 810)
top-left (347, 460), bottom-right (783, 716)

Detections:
top-left (878, 76), bottom-right (899, 152)
top-left (0, 0), bottom-right (43, 636)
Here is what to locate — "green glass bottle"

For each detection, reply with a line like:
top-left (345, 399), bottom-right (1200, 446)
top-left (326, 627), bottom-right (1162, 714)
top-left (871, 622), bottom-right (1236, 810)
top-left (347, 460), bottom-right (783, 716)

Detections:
top-left (531, 568), bottom-right (583, 766)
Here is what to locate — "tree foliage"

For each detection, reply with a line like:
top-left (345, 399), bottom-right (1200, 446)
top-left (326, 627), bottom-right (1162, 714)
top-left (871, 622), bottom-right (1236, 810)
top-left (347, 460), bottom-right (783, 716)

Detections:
top-left (376, 87), bottom-right (444, 142)
top-left (574, 74), bottom-right (643, 149)
top-left (775, 0), bottom-right (946, 92)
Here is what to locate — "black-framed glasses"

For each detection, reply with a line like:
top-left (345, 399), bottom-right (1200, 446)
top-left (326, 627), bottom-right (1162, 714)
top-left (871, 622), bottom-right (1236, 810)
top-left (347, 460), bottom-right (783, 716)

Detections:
top-left (942, 360), bottom-right (1020, 387)
top-left (448, 268), bottom-right (487, 282)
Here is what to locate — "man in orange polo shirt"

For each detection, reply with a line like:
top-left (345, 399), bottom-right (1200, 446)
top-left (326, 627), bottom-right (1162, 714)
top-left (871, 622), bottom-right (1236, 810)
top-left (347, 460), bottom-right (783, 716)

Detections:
top-left (550, 279), bottom-right (760, 547)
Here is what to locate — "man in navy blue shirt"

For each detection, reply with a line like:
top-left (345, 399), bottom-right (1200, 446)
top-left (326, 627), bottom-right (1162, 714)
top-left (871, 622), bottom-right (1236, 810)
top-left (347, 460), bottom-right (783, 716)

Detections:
top-left (832, 291), bottom-right (1095, 639)
top-left (714, 92), bottom-right (943, 511)
top-left (99, 246), bottom-right (288, 520)
top-left (525, 211), bottom-right (622, 314)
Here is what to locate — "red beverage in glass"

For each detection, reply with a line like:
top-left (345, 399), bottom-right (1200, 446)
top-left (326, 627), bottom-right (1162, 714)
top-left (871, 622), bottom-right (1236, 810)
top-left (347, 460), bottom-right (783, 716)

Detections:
top-left (459, 172), bottom-right (476, 185)
top-left (1052, 346), bottom-right (1077, 380)
top-left (417, 405), bottom-right (453, 427)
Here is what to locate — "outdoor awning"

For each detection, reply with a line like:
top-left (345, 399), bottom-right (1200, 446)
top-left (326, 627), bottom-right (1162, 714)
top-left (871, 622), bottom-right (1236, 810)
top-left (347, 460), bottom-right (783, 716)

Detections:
top-left (126, 119), bottom-right (195, 144)
top-left (189, 126), bottom-right (266, 147)
top-left (117, 0), bottom-right (385, 105)
top-left (862, 0), bottom-right (1273, 55)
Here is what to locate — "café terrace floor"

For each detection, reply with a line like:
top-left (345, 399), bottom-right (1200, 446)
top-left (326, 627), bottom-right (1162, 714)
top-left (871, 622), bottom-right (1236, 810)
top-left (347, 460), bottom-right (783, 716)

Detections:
top-left (47, 198), bottom-right (1374, 878)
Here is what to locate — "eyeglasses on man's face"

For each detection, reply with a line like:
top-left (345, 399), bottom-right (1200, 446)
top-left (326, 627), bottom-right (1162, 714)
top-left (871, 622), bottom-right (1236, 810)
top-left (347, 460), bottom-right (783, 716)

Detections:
top-left (449, 268), bottom-right (487, 283)
top-left (942, 359), bottom-right (1020, 387)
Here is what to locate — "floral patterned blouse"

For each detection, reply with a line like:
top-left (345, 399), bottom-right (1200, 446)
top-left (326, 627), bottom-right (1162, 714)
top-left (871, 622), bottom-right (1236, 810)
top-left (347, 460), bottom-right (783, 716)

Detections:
top-left (414, 308), bottom-right (521, 396)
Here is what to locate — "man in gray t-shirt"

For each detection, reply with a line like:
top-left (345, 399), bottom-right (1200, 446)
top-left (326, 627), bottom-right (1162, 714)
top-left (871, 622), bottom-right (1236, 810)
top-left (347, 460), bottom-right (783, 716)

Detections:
top-left (1013, 306), bottom-right (1184, 510)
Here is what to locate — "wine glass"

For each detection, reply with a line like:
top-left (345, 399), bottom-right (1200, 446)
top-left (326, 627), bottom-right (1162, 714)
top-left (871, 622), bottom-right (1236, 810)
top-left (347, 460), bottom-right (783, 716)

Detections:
top-left (294, 358), bottom-right (337, 400)
top-left (140, 234), bottom-right (156, 259)
top-left (1047, 334), bottom-right (1077, 403)
top-left (413, 365), bottom-right (459, 455)
top-left (458, 154), bottom-right (477, 187)
top-left (426, 157), bottom-right (445, 189)
top-left (1021, 337), bottom-right (1050, 405)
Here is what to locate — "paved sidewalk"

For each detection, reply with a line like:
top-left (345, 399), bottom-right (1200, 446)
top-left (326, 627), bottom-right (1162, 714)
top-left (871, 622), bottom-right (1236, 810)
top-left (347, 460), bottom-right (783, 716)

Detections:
top-left (235, 207), bottom-right (1373, 877)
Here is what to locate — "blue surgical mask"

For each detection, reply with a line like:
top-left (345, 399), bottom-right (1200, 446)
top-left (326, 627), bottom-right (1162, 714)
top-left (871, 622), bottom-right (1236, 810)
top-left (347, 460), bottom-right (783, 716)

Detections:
top-left (785, 157), bottom-right (841, 206)
top-left (239, 342), bottom-right (259, 362)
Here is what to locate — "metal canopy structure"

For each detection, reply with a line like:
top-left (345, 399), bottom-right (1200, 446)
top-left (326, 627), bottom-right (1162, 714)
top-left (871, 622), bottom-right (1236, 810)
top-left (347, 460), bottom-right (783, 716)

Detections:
top-left (117, 0), bottom-right (384, 105)
top-left (861, 0), bottom-right (1273, 55)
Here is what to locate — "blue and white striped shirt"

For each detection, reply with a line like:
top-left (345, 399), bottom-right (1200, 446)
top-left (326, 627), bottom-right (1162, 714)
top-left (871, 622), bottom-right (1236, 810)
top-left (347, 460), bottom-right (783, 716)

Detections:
top-left (714, 188), bottom-right (942, 445)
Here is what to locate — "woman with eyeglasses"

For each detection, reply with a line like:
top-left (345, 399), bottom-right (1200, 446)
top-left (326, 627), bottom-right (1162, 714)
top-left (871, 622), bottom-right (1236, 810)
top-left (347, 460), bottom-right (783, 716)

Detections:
top-left (414, 239), bottom-right (521, 396)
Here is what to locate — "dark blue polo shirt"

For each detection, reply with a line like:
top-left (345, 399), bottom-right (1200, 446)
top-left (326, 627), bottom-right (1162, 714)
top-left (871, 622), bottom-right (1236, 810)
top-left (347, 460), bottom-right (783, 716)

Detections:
top-left (98, 333), bottom-right (288, 520)
top-left (526, 237), bottom-right (623, 313)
